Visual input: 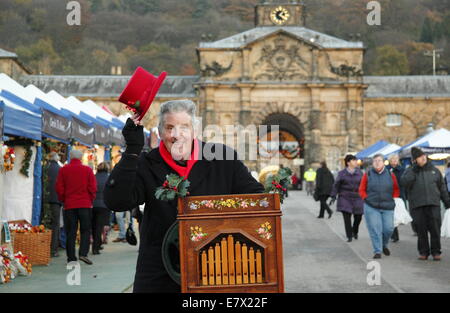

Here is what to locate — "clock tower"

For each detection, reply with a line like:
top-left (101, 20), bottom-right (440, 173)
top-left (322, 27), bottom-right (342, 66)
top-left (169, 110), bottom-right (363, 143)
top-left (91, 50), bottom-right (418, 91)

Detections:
top-left (255, 1), bottom-right (306, 27)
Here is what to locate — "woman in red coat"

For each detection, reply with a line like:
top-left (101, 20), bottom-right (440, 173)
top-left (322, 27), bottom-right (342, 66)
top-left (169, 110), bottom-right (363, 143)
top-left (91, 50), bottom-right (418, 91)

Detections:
top-left (56, 149), bottom-right (97, 265)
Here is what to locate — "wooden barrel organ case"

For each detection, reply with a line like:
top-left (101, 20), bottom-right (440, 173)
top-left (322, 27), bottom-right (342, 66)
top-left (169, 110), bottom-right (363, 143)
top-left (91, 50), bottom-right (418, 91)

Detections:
top-left (177, 193), bottom-right (284, 293)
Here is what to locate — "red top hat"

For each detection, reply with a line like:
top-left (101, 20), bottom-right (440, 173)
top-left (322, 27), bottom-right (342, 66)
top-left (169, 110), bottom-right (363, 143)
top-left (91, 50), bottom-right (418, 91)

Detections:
top-left (118, 67), bottom-right (167, 121)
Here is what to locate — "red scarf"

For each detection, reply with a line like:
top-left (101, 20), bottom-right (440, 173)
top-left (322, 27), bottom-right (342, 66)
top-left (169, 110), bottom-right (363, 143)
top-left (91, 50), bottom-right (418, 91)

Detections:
top-left (159, 139), bottom-right (199, 179)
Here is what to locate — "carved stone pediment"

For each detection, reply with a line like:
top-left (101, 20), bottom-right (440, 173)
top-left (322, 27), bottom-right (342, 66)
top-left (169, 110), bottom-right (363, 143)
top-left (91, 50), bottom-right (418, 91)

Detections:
top-left (252, 36), bottom-right (311, 81)
top-left (324, 53), bottom-right (363, 78)
top-left (200, 60), bottom-right (233, 77)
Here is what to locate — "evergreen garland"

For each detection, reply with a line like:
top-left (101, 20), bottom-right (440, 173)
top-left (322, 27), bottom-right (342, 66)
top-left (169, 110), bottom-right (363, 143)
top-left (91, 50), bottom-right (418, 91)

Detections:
top-left (20, 145), bottom-right (33, 177)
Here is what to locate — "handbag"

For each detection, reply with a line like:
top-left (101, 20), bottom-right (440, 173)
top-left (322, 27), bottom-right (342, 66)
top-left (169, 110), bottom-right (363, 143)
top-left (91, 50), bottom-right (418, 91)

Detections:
top-left (393, 198), bottom-right (412, 227)
top-left (313, 191), bottom-right (319, 202)
top-left (125, 222), bottom-right (137, 246)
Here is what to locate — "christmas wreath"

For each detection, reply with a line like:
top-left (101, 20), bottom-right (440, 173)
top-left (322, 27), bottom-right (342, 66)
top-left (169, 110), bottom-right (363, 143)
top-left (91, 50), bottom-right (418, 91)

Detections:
top-left (264, 167), bottom-right (292, 203)
top-left (1, 145), bottom-right (15, 172)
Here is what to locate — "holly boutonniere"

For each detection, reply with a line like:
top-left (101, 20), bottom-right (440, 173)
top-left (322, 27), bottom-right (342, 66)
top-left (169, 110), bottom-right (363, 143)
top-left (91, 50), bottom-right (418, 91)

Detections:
top-left (155, 173), bottom-right (190, 201)
top-left (264, 167), bottom-right (292, 203)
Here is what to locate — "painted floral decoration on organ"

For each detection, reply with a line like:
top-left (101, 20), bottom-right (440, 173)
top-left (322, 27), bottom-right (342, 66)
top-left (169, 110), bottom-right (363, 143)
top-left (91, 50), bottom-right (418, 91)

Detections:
top-left (155, 173), bottom-right (190, 201)
top-left (190, 226), bottom-right (208, 242)
top-left (257, 222), bottom-right (272, 240)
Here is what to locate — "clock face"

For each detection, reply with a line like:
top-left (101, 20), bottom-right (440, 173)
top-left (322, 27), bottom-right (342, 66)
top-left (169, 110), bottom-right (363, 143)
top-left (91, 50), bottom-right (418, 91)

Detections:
top-left (270, 6), bottom-right (290, 25)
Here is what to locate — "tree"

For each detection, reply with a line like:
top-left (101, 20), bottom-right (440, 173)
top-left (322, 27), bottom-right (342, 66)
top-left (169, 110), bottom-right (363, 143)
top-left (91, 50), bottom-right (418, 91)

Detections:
top-left (16, 38), bottom-right (61, 74)
top-left (420, 17), bottom-right (434, 43)
top-left (372, 45), bottom-right (410, 75)
top-left (400, 41), bottom-right (436, 75)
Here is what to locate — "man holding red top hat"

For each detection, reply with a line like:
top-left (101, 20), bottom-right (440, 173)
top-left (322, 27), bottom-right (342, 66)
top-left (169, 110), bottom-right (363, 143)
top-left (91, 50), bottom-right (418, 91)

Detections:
top-left (104, 67), bottom-right (263, 292)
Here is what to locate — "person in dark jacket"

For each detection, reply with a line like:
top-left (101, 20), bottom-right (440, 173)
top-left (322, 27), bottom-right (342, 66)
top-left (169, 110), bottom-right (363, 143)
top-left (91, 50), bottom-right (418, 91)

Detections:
top-left (359, 154), bottom-right (400, 259)
top-left (401, 147), bottom-right (450, 261)
top-left (315, 161), bottom-right (335, 218)
top-left (56, 149), bottom-right (97, 265)
top-left (386, 154), bottom-right (406, 242)
top-left (330, 154), bottom-right (364, 242)
top-left (104, 100), bottom-right (264, 293)
top-left (91, 162), bottom-right (111, 255)
top-left (46, 152), bottom-right (62, 258)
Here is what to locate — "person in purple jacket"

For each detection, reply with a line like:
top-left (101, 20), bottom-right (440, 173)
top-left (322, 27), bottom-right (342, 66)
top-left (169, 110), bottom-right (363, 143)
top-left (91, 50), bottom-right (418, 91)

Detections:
top-left (330, 154), bottom-right (364, 242)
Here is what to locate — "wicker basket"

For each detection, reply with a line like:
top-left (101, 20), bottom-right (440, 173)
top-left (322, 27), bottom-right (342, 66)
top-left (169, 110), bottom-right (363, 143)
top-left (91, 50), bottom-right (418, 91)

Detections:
top-left (12, 231), bottom-right (52, 266)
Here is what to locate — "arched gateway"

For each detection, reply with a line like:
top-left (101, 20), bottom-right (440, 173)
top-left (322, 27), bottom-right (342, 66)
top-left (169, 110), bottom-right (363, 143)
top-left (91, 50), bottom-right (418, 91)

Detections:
top-left (196, 1), bottom-right (365, 172)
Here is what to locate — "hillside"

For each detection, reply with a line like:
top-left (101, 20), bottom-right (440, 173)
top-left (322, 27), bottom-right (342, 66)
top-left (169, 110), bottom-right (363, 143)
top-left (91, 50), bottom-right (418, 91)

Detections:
top-left (0, 0), bottom-right (448, 75)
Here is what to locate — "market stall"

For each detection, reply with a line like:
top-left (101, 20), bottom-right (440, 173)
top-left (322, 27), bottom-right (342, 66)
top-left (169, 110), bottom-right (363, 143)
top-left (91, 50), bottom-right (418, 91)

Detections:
top-left (394, 128), bottom-right (450, 171)
top-left (0, 93), bottom-right (41, 225)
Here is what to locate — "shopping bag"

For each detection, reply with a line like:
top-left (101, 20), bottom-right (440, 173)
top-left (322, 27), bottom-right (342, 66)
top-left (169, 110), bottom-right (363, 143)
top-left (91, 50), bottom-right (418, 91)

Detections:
top-left (394, 198), bottom-right (412, 227)
top-left (441, 209), bottom-right (450, 238)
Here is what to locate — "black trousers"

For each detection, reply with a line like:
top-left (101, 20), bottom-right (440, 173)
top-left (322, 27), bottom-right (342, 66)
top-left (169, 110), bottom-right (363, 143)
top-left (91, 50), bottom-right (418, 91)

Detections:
top-left (410, 206), bottom-right (442, 256)
top-left (50, 203), bottom-right (62, 254)
top-left (391, 227), bottom-right (399, 241)
top-left (92, 207), bottom-right (110, 252)
top-left (63, 208), bottom-right (91, 262)
top-left (342, 212), bottom-right (363, 239)
top-left (318, 195), bottom-right (332, 217)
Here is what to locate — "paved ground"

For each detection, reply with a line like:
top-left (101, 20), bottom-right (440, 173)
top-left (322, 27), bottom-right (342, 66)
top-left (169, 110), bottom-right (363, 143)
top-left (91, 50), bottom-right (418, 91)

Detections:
top-left (1, 228), bottom-right (139, 293)
top-left (283, 190), bottom-right (450, 293)
top-left (2, 191), bottom-right (449, 293)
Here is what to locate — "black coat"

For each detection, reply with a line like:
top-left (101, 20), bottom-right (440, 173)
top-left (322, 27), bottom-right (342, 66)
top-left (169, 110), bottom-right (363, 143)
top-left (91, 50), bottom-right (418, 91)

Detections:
top-left (315, 167), bottom-right (335, 196)
top-left (93, 171), bottom-right (109, 208)
top-left (401, 162), bottom-right (450, 210)
top-left (104, 141), bottom-right (264, 293)
top-left (387, 164), bottom-right (406, 200)
top-left (46, 160), bottom-right (61, 204)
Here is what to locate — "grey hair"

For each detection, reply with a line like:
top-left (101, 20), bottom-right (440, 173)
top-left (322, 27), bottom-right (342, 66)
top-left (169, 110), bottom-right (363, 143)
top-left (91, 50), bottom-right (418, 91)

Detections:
top-left (49, 152), bottom-right (60, 162)
top-left (388, 153), bottom-right (399, 161)
top-left (158, 99), bottom-right (198, 134)
top-left (373, 153), bottom-right (385, 161)
top-left (70, 149), bottom-right (83, 160)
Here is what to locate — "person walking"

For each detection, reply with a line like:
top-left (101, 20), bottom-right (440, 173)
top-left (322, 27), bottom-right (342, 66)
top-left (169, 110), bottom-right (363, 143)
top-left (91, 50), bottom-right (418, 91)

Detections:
top-left (315, 161), bottom-right (334, 219)
top-left (359, 154), bottom-right (400, 259)
top-left (56, 149), bottom-right (97, 265)
top-left (91, 162), bottom-right (111, 254)
top-left (304, 168), bottom-right (316, 196)
top-left (113, 211), bottom-right (129, 243)
top-left (46, 152), bottom-right (62, 258)
top-left (291, 172), bottom-right (299, 190)
top-left (401, 147), bottom-right (450, 261)
top-left (330, 154), bottom-right (364, 242)
top-left (386, 154), bottom-right (406, 242)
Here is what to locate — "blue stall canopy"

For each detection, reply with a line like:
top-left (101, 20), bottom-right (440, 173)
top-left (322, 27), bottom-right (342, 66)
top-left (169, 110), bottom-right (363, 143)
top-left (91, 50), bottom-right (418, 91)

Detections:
top-left (355, 140), bottom-right (390, 160)
top-left (367, 143), bottom-right (401, 158)
top-left (0, 74), bottom-right (42, 141)
top-left (24, 84), bottom-right (72, 143)
top-left (0, 74), bottom-right (73, 142)
top-left (46, 90), bottom-right (94, 146)
top-left (397, 128), bottom-right (450, 159)
top-left (66, 96), bottom-right (111, 146)
top-left (0, 95), bottom-right (41, 140)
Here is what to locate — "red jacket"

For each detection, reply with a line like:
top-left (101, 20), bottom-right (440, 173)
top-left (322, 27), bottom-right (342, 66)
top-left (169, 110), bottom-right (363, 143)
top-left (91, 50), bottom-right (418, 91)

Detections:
top-left (56, 159), bottom-right (97, 210)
